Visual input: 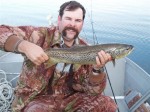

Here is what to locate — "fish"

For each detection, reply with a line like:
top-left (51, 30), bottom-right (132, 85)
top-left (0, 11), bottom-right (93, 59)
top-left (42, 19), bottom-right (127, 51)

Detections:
top-left (45, 43), bottom-right (134, 69)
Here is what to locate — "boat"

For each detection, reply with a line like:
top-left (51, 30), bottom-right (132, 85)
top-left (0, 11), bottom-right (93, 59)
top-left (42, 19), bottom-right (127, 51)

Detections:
top-left (0, 52), bottom-right (150, 112)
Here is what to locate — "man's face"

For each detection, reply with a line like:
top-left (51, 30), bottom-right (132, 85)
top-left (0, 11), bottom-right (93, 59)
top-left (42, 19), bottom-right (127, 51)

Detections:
top-left (58, 8), bottom-right (84, 42)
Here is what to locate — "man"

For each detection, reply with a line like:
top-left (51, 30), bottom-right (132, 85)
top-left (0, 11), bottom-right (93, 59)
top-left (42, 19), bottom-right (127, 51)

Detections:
top-left (0, 1), bottom-right (117, 112)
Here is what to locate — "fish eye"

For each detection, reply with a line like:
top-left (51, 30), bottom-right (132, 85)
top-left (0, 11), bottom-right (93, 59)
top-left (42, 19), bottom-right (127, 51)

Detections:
top-left (126, 47), bottom-right (131, 51)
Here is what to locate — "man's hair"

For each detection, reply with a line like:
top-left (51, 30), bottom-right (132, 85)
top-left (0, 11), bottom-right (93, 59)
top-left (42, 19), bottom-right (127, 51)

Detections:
top-left (59, 1), bottom-right (86, 20)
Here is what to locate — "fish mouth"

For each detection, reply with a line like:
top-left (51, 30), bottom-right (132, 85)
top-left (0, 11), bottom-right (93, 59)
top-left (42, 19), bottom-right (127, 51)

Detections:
top-left (115, 45), bottom-right (134, 59)
top-left (122, 45), bottom-right (134, 58)
top-left (128, 45), bottom-right (134, 53)
top-left (130, 45), bottom-right (134, 49)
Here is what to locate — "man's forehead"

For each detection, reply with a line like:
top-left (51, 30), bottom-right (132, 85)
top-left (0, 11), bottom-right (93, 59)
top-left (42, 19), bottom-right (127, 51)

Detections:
top-left (63, 8), bottom-right (83, 17)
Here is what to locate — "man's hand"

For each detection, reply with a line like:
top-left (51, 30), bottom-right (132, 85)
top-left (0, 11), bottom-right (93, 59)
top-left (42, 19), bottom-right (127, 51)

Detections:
top-left (18, 41), bottom-right (49, 65)
top-left (93, 50), bottom-right (112, 69)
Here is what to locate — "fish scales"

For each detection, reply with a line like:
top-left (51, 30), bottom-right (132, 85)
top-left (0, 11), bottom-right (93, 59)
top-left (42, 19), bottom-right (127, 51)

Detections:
top-left (48, 49), bottom-right (96, 64)
top-left (45, 43), bottom-right (134, 65)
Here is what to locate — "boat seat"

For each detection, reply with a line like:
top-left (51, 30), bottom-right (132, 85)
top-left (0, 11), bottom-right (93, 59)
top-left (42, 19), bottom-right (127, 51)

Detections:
top-left (127, 90), bottom-right (150, 112)
top-left (111, 93), bottom-right (150, 112)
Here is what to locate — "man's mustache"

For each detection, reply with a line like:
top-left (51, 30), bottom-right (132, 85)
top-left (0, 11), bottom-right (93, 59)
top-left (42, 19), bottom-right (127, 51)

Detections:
top-left (62, 26), bottom-right (79, 38)
top-left (63, 27), bottom-right (78, 33)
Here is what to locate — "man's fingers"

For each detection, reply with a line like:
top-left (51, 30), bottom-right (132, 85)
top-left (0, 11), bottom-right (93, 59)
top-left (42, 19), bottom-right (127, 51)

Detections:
top-left (95, 50), bottom-right (112, 68)
top-left (42, 53), bottom-right (49, 61)
top-left (106, 53), bottom-right (112, 61)
top-left (30, 58), bottom-right (40, 66)
top-left (30, 53), bottom-right (48, 66)
top-left (100, 51), bottom-right (109, 62)
top-left (96, 56), bottom-right (101, 66)
top-left (98, 53), bottom-right (104, 65)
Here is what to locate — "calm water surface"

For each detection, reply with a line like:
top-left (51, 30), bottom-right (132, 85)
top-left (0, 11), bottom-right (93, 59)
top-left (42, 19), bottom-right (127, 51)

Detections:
top-left (0, 0), bottom-right (150, 74)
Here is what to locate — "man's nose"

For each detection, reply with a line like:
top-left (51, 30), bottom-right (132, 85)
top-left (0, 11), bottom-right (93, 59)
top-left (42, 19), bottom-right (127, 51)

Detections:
top-left (69, 20), bottom-right (76, 27)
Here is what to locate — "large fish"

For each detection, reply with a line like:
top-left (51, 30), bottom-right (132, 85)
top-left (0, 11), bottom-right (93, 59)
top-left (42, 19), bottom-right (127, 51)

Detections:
top-left (45, 43), bottom-right (134, 68)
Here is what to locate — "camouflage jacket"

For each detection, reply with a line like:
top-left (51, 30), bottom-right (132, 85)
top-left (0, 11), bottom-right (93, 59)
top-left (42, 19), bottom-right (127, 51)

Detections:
top-left (0, 25), bottom-right (107, 111)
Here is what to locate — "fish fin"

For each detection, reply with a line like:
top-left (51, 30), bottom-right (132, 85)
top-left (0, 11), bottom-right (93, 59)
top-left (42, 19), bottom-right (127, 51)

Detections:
top-left (73, 64), bottom-right (81, 71)
top-left (44, 58), bottom-right (57, 68)
top-left (112, 59), bottom-right (116, 66)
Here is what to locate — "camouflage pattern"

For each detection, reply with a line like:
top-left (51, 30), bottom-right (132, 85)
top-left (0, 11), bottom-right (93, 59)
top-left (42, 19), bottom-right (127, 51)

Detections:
top-left (0, 25), bottom-right (117, 112)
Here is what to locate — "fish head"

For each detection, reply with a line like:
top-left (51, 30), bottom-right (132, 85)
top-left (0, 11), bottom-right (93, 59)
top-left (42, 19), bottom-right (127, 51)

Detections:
top-left (111, 44), bottom-right (134, 59)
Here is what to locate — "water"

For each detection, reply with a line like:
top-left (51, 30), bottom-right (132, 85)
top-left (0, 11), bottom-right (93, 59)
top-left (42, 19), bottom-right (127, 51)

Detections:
top-left (0, 0), bottom-right (150, 74)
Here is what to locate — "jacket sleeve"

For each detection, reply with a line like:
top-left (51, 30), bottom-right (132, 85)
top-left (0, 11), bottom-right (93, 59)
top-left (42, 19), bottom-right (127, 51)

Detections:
top-left (0, 25), bottom-right (47, 52)
top-left (87, 71), bottom-right (107, 95)
top-left (83, 66), bottom-right (107, 95)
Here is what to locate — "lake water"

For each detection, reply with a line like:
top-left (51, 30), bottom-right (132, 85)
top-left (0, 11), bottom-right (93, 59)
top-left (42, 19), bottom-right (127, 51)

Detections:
top-left (0, 0), bottom-right (150, 74)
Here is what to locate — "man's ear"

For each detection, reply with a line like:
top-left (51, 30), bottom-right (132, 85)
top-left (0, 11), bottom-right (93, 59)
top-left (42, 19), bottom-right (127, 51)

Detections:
top-left (58, 16), bottom-right (61, 22)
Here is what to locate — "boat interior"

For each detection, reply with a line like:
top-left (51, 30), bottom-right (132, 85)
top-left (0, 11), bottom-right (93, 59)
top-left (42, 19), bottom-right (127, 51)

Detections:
top-left (0, 52), bottom-right (150, 112)
top-left (105, 57), bottom-right (150, 112)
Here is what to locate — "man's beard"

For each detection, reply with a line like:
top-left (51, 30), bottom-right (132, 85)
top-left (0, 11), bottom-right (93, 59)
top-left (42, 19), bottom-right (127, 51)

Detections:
top-left (62, 26), bottom-right (79, 41)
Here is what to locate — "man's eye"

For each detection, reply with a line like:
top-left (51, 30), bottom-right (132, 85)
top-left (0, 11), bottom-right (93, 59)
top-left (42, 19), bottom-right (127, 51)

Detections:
top-left (65, 18), bottom-right (71, 20)
top-left (76, 20), bottom-right (82, 22)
